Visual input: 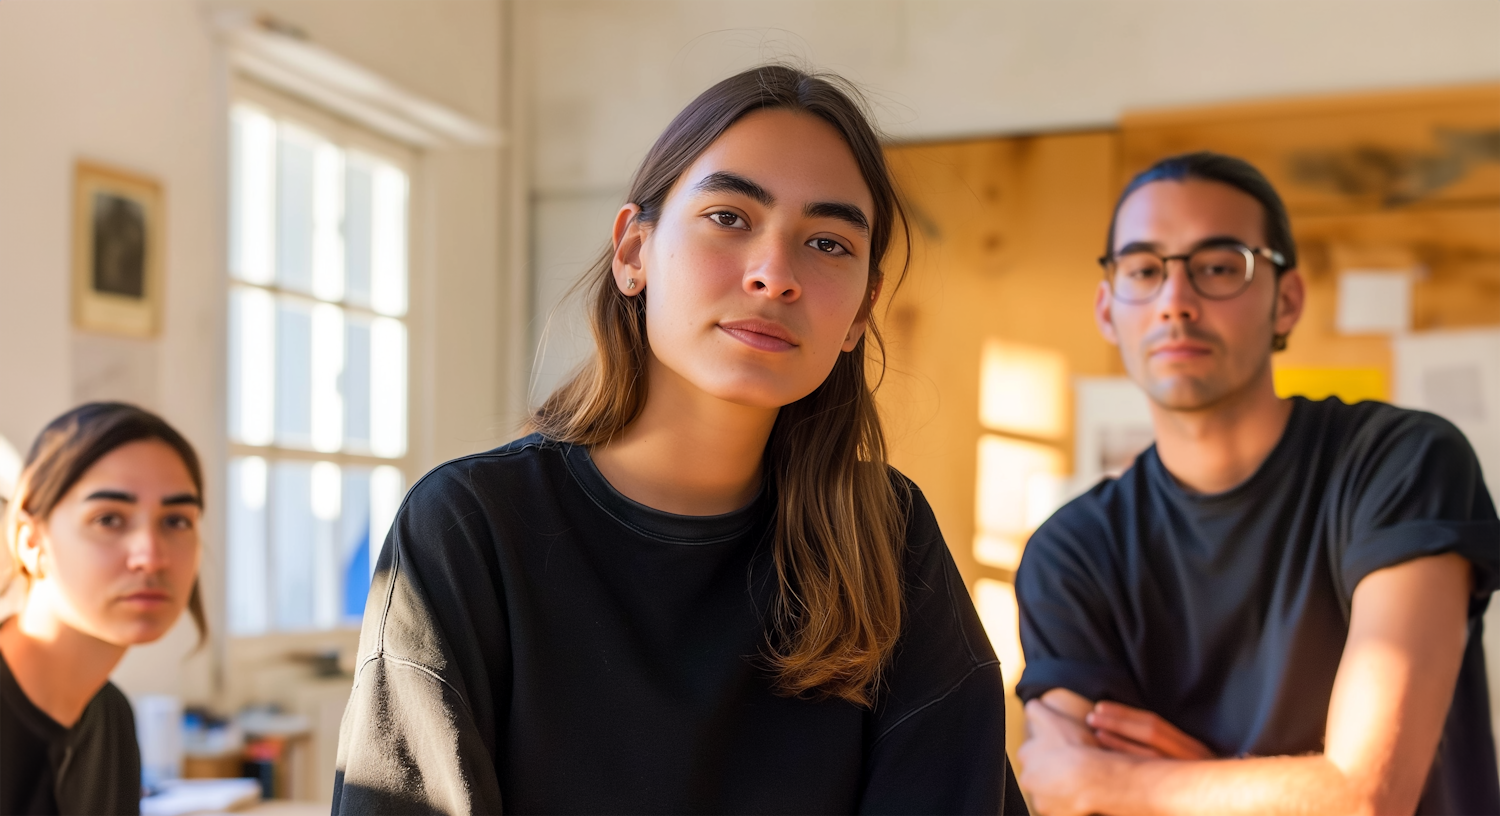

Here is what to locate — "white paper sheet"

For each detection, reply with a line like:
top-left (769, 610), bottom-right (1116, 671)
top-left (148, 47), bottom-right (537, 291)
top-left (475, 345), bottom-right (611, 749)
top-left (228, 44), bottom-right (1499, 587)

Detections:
top-left (1336, 269), bottom-right (1413, 335)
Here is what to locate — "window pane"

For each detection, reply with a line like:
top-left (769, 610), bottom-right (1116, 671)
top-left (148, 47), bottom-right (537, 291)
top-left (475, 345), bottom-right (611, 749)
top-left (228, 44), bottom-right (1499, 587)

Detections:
top-left (311, 303), bottom-right (345, 452)
top-left (230, 106), bottom-right (275, 285)
top-left (271, 460), bottom-right (314, 630)
top-left (277, 126), bottom-right (317, 295)
top-left (229, 287), bottom-right (275, 446)
top-left (226, 456), bottom-right (269, 635)
top-left (370, 317), bottom-right (407, 458)
top-left (312, 143), bottom-right (344, 302)
top-left (344, 316), bottom-right (372, 451)
top-left (311, 461), bottom-right (343, 629)
top-left (271, 460), bottom-right (342, 630)
top-left (340, 468), bottom-right (372, 624)
top-left (345, 156), bottom-right (374, 309)
top-left (275, 298), bottom-right (313, 448)
top-left (371, 163), bottom-right (408, 316)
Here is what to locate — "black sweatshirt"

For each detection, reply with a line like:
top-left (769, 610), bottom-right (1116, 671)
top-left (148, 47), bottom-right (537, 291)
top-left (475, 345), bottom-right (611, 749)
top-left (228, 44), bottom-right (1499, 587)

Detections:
top-left (0, 649), bottom-right (141, 815)
top-left (333, 434), bottom-right (1025, 815)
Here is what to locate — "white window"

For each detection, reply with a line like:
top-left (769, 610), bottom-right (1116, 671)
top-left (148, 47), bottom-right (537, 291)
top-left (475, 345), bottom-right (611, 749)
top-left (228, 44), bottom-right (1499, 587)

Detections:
top-left (226, 87), bottom-right (415, 636)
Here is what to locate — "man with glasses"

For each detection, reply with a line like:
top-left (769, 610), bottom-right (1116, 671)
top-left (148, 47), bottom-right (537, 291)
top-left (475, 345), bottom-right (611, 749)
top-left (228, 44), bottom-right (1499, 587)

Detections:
top-left (1014, 152), bottom-right (1498, 815)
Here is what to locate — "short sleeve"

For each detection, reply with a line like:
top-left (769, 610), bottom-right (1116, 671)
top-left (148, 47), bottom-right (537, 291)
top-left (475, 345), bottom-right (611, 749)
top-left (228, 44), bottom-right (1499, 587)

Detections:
top-left (1338, 411), bottom-right (1500, 613)
top-left (1014, 501), bottom-right (1145, 707)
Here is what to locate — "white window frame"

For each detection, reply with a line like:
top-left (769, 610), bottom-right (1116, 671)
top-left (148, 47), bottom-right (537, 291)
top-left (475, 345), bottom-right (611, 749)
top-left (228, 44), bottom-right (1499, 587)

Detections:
top-left (226, 77), bottom-right (427, 643)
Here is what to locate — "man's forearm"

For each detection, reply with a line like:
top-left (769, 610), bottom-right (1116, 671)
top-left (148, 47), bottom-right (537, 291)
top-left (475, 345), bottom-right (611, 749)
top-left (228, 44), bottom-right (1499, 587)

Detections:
top-left (1086, 751), bottom-right (1364, 816)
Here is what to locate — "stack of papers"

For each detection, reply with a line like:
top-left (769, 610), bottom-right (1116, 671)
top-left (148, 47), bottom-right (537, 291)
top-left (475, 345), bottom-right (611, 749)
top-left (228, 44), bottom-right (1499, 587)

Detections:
top-left (140, 778), bottom-right (262, 816)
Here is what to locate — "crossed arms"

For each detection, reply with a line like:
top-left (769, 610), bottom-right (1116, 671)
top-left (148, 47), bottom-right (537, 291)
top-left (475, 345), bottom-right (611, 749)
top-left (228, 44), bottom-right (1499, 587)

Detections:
top-left (1018, 553), bottom-right (1473, 816)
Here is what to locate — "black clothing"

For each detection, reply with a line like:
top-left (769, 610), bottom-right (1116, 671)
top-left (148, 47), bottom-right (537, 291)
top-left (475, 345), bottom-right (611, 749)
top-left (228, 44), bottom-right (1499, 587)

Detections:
top-left (0, 649), bottom-right (140, 815)
top-left (1016, 397), bottom-right (1500, 814)
top-left (334, 434), bottom-right (1024, 815)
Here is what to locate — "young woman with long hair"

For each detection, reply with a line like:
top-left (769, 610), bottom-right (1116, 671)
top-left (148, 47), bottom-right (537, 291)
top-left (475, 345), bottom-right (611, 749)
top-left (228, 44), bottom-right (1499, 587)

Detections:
top-left (334, 65), bottom-right (1024, 814)
top-left (0, 402), bottom-right (207, 815)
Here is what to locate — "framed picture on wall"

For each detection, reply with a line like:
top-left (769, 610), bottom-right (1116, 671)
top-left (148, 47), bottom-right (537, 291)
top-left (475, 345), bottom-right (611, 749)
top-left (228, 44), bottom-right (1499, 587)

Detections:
top-left (72, 161), bottom-right (164, 337)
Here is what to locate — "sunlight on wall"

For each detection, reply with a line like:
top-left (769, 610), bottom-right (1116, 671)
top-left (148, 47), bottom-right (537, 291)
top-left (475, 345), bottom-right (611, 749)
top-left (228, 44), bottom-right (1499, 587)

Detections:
top-left (979, 339), bottom-right (1069, 440)
top-left (974, 435), bottom-right (1066, 571)
top-left (974, 339), bottom-right (1071, 572)
top-left (976, 578), bottom-right (1025, 692)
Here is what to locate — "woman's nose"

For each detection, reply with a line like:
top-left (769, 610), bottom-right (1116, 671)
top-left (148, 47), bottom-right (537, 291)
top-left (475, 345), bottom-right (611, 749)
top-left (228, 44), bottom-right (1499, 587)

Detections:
top-left (124, 526), bottom-right (169, 573)
top-left (743, 238), bottom-right (802, 301)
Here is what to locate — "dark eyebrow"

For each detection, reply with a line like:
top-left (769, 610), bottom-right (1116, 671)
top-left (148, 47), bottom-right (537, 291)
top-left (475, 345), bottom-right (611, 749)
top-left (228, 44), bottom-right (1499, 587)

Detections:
top-left (83, 490), bottom-right (201, 508)
top-left (692, 171), bottom-right (774, 207)
top-left (1117, 235), bottom-right (1250, 256)
top-left (804, 201), bottom-right (869, 235)
top-left (85, 490), bottom-right (136, 503)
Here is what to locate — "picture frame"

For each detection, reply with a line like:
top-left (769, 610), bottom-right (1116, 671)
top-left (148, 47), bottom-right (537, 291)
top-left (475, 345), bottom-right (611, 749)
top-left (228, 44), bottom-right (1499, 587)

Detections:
top-left (72, 161), bottom-right (164, 337)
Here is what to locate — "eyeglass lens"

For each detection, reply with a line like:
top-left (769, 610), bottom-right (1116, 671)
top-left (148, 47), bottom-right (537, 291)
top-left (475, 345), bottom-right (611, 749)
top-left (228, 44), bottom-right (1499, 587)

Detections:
top-left (1110, 245), bottom-right (1254, 302)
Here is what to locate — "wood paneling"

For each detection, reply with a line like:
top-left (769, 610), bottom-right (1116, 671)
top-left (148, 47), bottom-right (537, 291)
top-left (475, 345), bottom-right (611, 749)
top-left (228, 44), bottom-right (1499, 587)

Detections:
top-left (881, 132), bottom-right (1120, 592)
top-left (1121, 84), bottom-right (1500, 215)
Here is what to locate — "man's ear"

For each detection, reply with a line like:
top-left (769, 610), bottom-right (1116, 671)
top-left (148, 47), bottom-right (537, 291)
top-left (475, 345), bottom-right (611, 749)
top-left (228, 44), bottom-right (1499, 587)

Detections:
top-left (611, 204), bottom-right (647, 296)
top-left (842, 277), bottom-right (886, 352)
top-left (1094, 280), bottom-right (1120, 347)
top-left (1273, 268), bottom-right (1306, 338)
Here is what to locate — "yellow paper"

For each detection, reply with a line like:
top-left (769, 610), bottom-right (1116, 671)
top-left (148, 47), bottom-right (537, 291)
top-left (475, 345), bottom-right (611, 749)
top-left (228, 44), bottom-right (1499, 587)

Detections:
top-left (1273, 367), bottom-right (1387, 403)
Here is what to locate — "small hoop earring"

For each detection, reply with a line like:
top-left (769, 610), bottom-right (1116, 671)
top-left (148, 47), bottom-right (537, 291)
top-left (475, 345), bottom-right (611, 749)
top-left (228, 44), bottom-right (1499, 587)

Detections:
top-left (625, 278), bottom-right (637, 291)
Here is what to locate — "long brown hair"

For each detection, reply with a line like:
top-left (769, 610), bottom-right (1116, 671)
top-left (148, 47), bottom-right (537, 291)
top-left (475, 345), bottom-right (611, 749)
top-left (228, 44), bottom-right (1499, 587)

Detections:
top-left (1, 402), bottom-right (207, 643)
top-left (531, 65), bottom-right (910, 706)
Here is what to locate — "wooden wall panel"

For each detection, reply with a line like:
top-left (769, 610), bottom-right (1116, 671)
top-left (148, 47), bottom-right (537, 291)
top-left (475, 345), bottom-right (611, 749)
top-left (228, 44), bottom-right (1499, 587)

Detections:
top-left (1120, 84), bottom-right (1500, 215)
top-left (881, 133), bottom-right (1120, 591)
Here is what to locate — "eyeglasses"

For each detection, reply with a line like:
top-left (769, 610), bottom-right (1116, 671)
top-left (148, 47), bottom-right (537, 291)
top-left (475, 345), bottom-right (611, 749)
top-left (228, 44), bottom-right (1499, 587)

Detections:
top-left (1099, 242), bottom-right (1286, 304)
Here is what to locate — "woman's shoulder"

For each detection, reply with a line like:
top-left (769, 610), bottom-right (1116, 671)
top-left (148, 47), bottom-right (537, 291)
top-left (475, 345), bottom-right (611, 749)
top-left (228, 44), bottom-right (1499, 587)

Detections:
top-left (884, 466), bottom-right (942, 561)
top-left (402, 433), bottom-right (570, 510)
top-left (76, 681), bottom-right (139, 753)
top-left (92, 681), bottom-right (137, 728)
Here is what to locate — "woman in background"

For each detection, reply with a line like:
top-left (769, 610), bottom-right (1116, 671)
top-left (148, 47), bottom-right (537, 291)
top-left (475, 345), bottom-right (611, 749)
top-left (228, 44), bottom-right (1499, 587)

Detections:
top-left (0, 403), bottom-right (206, 816)
top-left (335, 64), bottom-right (1024, 814)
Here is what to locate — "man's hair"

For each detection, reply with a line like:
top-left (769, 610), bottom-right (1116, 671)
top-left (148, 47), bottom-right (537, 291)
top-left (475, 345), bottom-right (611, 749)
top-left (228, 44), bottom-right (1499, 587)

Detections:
top-left (1104, 151), bottom-right (1298, 272)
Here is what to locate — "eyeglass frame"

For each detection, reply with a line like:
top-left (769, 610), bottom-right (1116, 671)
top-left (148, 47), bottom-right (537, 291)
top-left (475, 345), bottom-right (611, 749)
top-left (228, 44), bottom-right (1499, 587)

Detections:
top-left (1097, 241), bottom-right (1288, 304)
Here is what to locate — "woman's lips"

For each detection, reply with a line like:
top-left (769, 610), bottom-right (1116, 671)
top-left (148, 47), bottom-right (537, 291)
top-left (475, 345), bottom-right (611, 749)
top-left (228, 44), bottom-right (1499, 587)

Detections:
top-left (718, 320), bottom-right (798, 352)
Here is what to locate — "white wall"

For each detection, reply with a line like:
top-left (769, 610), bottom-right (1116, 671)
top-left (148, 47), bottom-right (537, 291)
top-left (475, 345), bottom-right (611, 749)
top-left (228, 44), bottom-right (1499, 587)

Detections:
top-left (519, 0), bottom-right (1500, 394)
top-left (0, 0), bottom-right (514, 705)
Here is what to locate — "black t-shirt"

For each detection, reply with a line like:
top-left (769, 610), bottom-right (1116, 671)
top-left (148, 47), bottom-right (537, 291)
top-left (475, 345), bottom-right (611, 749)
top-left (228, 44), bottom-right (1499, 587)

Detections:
top-left (333, 434), bottom-right (1025, 815)
top-left (0, 649), bottom-right (141, 815)
top-left (1016, 397), bottom-right (1500, 815)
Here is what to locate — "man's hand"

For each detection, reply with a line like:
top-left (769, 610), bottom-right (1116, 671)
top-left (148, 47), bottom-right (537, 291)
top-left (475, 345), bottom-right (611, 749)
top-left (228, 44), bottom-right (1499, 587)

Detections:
top-left (1019, 697), bottom-right (1119, 816)
top-left (1087, 701), bottom-right (1215, 760)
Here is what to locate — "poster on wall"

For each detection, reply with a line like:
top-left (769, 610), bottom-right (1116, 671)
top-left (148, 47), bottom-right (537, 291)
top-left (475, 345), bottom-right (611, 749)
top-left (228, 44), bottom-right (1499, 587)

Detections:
top-left (1393, 328), bottom-right (1500, 507)
top-left (72, 161), bottom-right (164, 338)
top-left (1072, 376), bottom-right (1155, 494)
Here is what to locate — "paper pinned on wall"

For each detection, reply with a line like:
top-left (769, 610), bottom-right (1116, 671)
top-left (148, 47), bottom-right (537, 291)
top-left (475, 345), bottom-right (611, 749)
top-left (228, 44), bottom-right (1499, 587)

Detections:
top-left (1423, 365), bottom-right (1486, 423)
top-left (1336, 269), bottom-right (1413, 335)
